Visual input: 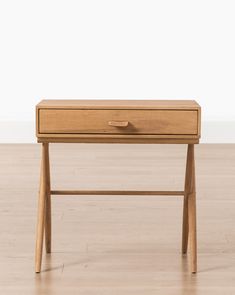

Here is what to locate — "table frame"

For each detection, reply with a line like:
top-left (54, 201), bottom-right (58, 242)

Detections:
top-left (35, 142), bottom-right (197, 274)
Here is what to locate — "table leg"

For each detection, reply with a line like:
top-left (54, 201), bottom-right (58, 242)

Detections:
top-left (187, 144), bottom-right (197, 273)
top-left (45, 143), bottom-right (51, 253)
top-left (35, 143), bottom-right (48, 273)
top-left (182, 145), bottom-right (190, 254)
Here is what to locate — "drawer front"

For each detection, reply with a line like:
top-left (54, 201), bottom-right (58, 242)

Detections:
top-left (38, 109), bottom-right (198, 135)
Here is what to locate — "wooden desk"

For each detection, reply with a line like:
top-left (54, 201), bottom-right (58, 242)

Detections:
top-left (35, 100), bottom-right (201, 273)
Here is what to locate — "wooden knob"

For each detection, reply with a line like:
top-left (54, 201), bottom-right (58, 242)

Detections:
top-left (108, 121), bottom-right (129, 127)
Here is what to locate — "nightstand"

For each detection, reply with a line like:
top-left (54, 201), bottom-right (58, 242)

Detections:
top-left (35, 99), bottom-right (201, 273)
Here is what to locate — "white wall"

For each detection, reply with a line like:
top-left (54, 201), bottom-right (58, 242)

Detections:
top-left (0, 1), bottom-right (235, 142)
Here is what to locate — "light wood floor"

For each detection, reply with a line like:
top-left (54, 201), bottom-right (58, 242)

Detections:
top-left (0, 144), bottom-right (235, 294)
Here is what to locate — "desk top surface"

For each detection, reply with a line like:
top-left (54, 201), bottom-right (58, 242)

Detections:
top-left (37, 100), bottom-right (200, 110)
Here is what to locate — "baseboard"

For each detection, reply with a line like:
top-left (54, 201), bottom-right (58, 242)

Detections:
top-left (0, 121), bottom-right (235, 143)
top-left (0, 122), bottom-right (36, 143)
top-left (201, 121), bottom-right (235, 143)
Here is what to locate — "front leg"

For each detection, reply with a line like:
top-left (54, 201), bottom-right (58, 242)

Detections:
top-left (35, 143), bottom-right (48, 273)
top-left (187, 144), bottom-right (197, 273)
top-left (44, 143), bottom-right (51, 253)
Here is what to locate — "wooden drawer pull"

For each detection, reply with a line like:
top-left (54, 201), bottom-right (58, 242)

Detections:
top-left (108, 120), bottom-right (129, 127)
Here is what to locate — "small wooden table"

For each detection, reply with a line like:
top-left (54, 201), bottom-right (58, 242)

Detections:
top-left (35, 100), bottom-right (201, 273)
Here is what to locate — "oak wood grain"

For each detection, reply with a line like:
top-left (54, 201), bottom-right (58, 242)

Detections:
top-left (39, 109), bottom-right (198, 135)
top-left (37, 99), bottom-right (201, 110)
top-left (36, 100), bottom-right (201, 143)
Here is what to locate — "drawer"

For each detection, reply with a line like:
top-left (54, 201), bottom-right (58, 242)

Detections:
top-left (38, 109), bottom-right (199, 135)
